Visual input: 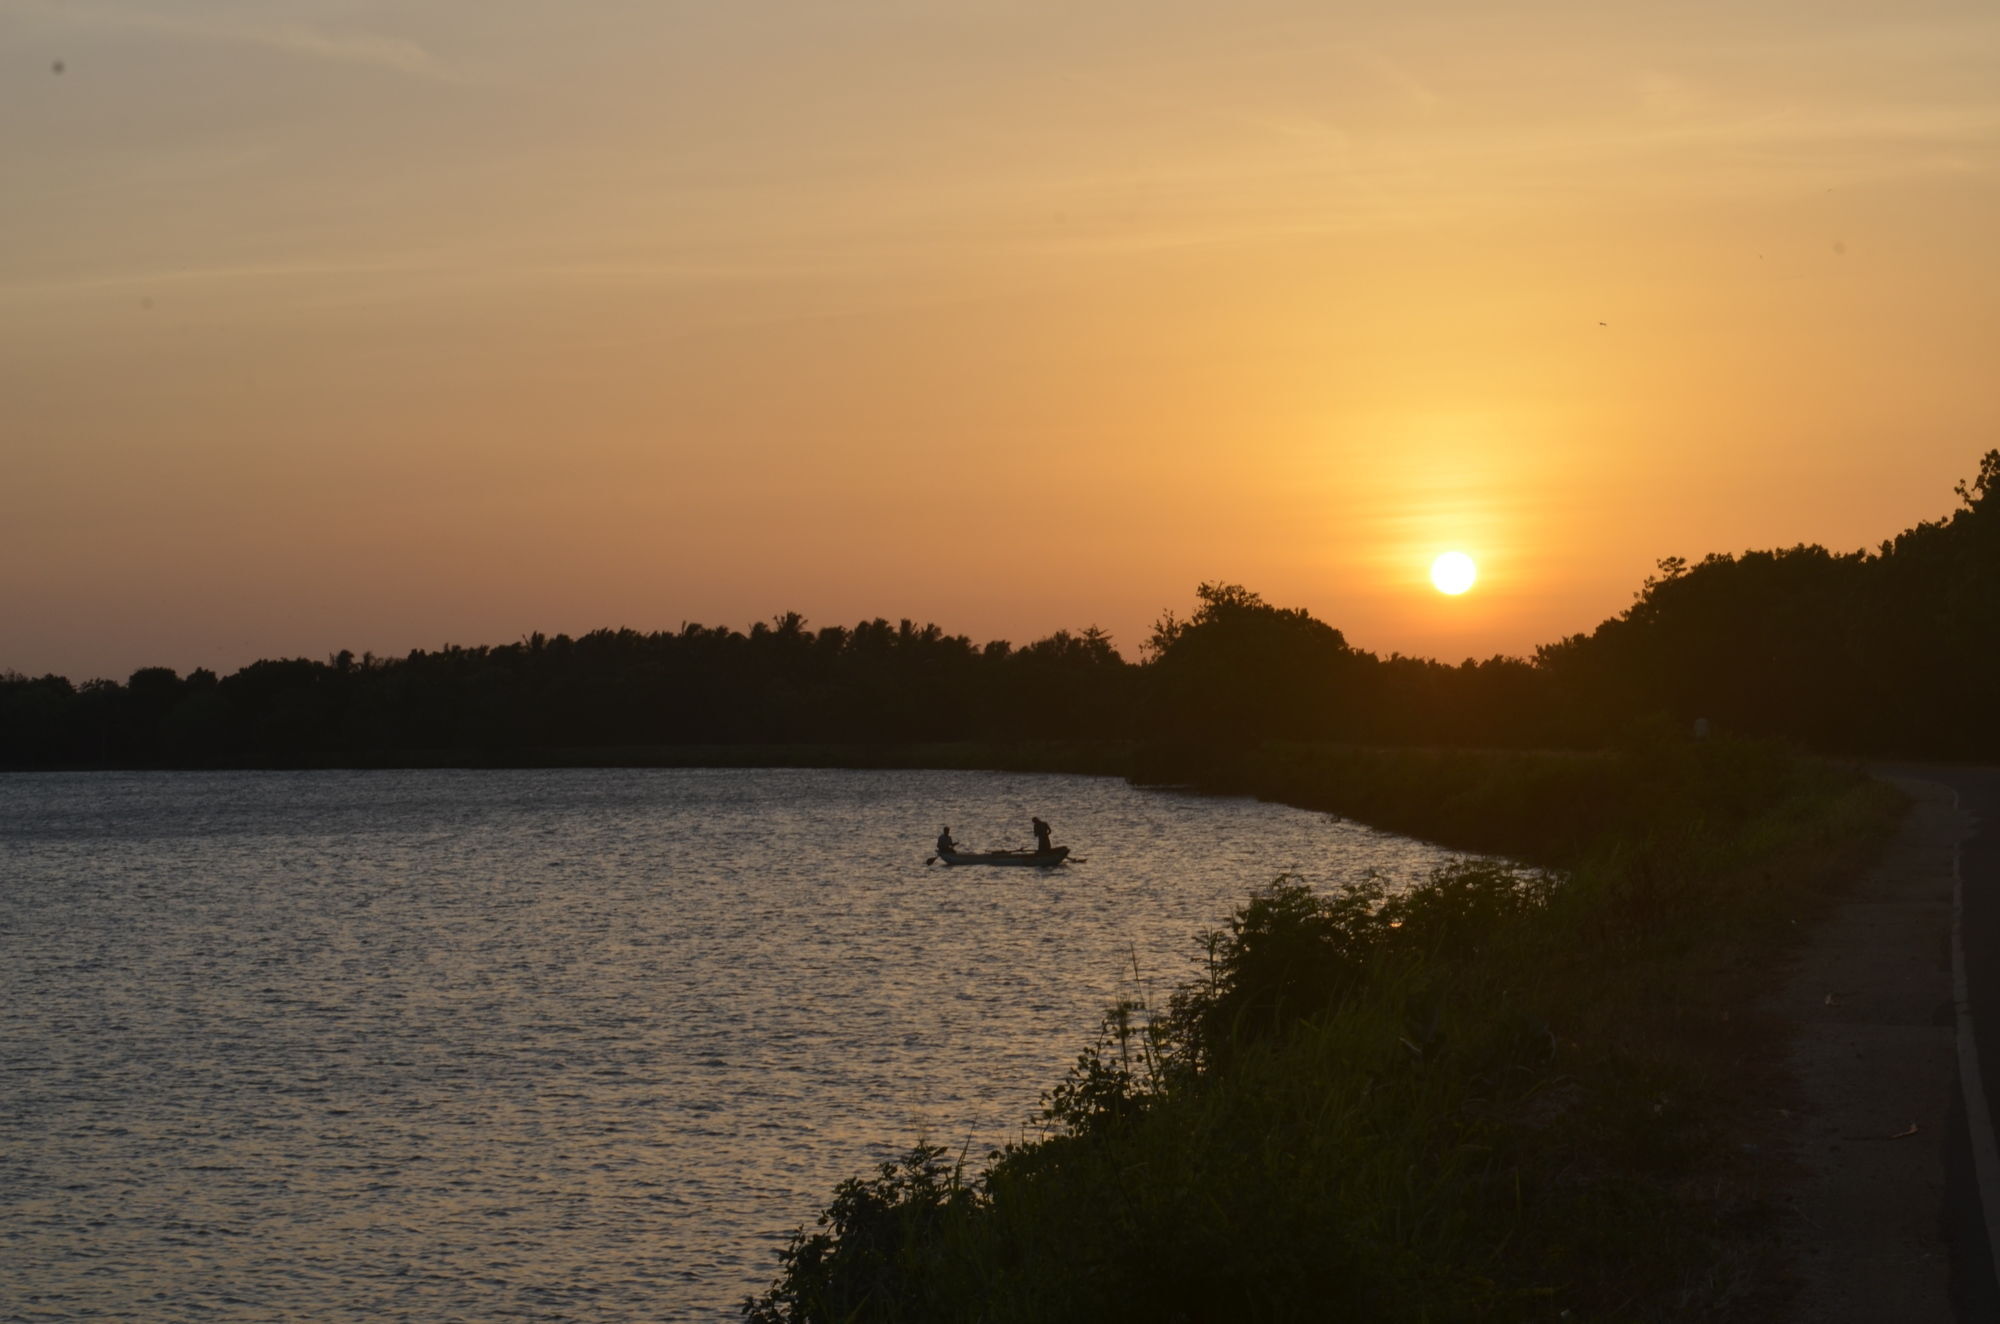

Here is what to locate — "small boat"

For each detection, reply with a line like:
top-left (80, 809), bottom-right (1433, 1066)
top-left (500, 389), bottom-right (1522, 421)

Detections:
top-left (935, 845), bottom-right (1071, 868)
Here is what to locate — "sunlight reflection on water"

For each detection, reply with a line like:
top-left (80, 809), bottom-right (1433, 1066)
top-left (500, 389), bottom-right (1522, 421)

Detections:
top-left (0, 768), bottom-right (1469, 1320)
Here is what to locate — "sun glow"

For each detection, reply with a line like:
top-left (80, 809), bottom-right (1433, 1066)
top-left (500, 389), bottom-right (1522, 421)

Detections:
top-left (1430, 552), bottom-right (1477, 596)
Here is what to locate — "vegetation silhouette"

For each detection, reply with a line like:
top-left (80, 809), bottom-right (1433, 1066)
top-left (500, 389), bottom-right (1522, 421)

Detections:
top-left (743, 742), bottom-right (1903, 1322)
top-left (4, 449), bottom-right (1997, 768)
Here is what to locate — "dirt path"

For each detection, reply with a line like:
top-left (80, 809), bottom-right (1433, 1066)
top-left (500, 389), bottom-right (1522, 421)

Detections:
top-left (1769, 775), bottom-right (1967, 1321)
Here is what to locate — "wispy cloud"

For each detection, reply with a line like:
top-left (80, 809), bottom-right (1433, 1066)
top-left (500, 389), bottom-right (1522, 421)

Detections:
top-left (6, 0), bottom-right (458, 81)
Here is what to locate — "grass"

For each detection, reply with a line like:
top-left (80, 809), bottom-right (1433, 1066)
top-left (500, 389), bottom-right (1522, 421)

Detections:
top-left (745, 735), bottom-right (1905, 1322)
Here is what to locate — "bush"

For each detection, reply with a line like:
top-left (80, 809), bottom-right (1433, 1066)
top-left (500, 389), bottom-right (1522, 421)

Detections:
top-left (744, 742), bottom-right (1903, 1322)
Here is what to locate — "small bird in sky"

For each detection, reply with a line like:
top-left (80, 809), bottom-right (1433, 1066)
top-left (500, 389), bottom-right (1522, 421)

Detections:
top-left (52, 59), bottom-right (65, 74)
top-left (1598, 321), bottom-right (1608, 326)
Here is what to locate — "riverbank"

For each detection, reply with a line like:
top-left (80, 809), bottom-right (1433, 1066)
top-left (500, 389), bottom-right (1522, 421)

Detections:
top-left (1133, 739), bottom-right (1625, 865)
top-left (747, 737), bottom-right (1909, 1321)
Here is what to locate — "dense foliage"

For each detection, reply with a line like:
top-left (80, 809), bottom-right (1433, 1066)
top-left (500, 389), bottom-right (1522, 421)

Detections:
top-left (4, 450), bottom-right (1998, 766)
top-left (1539, 449), bottom-right (2000, 756)
top-left (745, 739), bottom-right (1903, 1322)
top-left (0, 619), bottom-right (1131, 767)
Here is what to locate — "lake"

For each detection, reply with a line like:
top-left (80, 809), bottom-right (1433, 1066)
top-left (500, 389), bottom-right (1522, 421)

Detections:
top-left (0, 767), bottom-right (1470, 1320)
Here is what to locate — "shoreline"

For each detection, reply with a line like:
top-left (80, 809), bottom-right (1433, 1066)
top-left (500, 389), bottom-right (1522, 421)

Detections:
top-left (743, 739), bottom-right (1913, 1319)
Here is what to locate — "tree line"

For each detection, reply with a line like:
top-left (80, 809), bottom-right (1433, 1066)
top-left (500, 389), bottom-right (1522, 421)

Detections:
top-left (5, 451), bottom-right (1997, 767)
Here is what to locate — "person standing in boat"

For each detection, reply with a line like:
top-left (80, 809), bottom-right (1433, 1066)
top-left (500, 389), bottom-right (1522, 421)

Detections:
top-left (1031, 817), bottom-right (1053, 853)
top-left (937, 825), bottom-right (958, 856)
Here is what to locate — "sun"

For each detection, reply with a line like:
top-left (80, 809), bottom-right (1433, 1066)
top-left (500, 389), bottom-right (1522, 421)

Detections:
top-left (1430, 551), bottom-right (1477, 595)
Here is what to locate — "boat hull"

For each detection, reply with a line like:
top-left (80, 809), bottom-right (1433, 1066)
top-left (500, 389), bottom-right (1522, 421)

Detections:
top-left (936, 846), bottom-right (1070, 867)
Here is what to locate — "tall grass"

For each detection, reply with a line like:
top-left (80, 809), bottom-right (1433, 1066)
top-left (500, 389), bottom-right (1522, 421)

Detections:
top-left (746, 736), bottom-right (1903, 1322)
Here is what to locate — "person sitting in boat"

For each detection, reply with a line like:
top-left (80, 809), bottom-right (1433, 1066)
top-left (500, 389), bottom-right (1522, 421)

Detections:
top-left (1031, 817), bottom-right (1053, 853)
top-left (937, 825), bottom-right (958, 855)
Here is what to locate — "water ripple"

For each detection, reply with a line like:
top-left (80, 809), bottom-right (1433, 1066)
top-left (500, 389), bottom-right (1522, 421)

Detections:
top-left (0, 767), bottom-right (1465, 1320)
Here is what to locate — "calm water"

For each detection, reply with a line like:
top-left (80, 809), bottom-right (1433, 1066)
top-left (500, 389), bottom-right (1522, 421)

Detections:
top-left (0, 768), bottom-right (1467, 1320)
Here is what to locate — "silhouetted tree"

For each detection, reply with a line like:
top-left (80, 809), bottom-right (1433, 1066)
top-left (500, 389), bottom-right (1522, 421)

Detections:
top-left (8, 452), bottom-right (2000, 767)
top-left (1145, 583), bottom-right (1361, 744)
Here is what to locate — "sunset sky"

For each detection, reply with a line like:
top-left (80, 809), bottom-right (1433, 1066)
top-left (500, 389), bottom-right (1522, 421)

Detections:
top-left (6, 0), bottom-right (1998, 683)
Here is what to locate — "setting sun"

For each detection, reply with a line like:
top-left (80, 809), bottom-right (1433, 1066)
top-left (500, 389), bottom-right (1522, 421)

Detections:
top-left (1430, 552), bottom-right (1478, 596)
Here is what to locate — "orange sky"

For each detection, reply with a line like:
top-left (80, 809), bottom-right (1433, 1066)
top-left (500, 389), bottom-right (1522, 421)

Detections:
top-left (5, 0), bottom-right (1998, 681)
